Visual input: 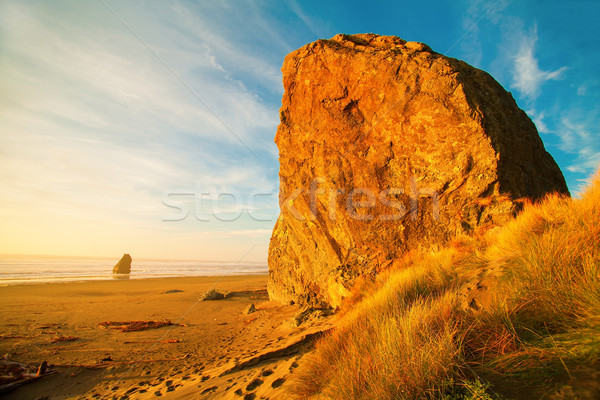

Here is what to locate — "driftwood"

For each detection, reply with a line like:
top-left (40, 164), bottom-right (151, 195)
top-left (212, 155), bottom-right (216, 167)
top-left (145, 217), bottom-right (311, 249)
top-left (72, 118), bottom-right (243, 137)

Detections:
top-left (50, 336), bottom-right (78, 343)
top-left (49, 347), bottom-right (143, 352)
top-left (98, 320), bottom-right (179, 332)
top-left (0, 335), bottom-right (31, 340)
top-left (0, 360), bottom-right (56, 394)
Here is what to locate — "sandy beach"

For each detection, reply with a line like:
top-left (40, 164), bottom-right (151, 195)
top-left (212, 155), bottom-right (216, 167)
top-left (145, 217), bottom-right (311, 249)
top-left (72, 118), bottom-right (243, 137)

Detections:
top-left (0, 275), bottom-right (335, 399)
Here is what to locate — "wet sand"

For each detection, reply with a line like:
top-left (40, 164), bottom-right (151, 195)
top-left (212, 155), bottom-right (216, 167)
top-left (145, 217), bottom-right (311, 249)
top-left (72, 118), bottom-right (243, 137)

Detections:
top-left (0, 275), bottom-right (335, 399)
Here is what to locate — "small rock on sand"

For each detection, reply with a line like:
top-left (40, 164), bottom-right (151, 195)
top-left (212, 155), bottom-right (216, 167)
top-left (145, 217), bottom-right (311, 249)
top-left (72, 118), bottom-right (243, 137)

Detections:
top-left (200, 289), bottom-right (225, 301)
top-left (243, 304), bottom-right (256, 314)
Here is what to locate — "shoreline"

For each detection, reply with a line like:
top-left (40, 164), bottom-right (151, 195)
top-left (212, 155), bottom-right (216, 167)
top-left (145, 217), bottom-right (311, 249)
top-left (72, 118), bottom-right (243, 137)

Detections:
top-left (0, 272), bottom-right (268, 287)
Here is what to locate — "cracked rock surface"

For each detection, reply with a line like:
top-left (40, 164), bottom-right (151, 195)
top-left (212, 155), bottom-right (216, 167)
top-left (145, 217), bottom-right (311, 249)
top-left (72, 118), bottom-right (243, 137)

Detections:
top-left (268, 33), bottom-right (569, 308)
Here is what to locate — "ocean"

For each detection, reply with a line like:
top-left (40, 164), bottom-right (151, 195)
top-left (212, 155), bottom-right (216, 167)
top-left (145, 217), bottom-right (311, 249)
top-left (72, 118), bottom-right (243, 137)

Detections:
top-left (0, 255), bottom-right (267, 286)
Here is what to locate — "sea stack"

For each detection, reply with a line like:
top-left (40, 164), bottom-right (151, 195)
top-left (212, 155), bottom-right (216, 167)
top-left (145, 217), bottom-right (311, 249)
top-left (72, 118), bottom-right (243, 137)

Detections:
top-left (268, 34), bottom-right (569, 308)
top-left (112, 254), bottom-right (132, 274)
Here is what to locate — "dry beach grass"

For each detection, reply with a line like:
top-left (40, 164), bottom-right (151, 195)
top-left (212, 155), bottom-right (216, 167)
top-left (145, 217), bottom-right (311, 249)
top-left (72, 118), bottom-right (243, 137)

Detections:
top-left (291, 171), bottom-right (600, 399)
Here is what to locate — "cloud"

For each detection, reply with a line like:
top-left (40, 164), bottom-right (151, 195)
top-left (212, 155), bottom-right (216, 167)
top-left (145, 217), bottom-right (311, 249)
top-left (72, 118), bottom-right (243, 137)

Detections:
top-left (526, 109), bottom-right (549, 134)
top-left (0, 1), bottom-right (283, 259)
top-left (576, 79), bottom-right (599, 96)
top-left (454, 0), bottom-right (510, 67)
top-left (559, 113), bottom-right (600, 175)
top-left (288, 0), bottom-right (325, 39)
top-left (511, 26), bottom-right (568, 101)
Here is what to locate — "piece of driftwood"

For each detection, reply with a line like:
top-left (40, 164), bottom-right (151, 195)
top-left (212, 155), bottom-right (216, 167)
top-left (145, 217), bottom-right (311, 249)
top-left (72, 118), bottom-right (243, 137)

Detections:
top-left (0, 335), bottom-right (31, 340)
top-left (98, 320), bottom-right (178, 332)
top-left (0, 360), bottom-right (56, 395)
top-left (50, 336), bottom-right (78, 343)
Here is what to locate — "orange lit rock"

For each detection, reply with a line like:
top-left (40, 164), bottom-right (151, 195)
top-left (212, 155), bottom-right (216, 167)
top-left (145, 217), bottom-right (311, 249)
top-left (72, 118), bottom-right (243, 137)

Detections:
top-left (112, 254), bottom-right (132, 274)
top-left (268, 34), bottom-right (569, 308)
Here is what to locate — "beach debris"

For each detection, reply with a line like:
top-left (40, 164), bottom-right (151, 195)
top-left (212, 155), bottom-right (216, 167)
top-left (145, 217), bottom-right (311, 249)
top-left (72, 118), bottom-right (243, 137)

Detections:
top-left (36, 323), bottom-right (60, 330)
top-left (243, 304), bottom-right (257, 315)
top-left (0, 359), bottom-right (55, 394)
top-left (112, 253), bottom-right (132, 274)
top-left (199, 289), bottom-right (225, 301)
top-left (101, 356), bottom-right (113, 362)
top-left (36, 361), bottom-right (47, 377)
top-left (50, 336), bottom-right (78, 343)
top-left (1, 335), bottom-right (29, 340)
top-left (163, 289), bottom-right (183, 294)
top-left (98, 319), bottom-right (175, 332)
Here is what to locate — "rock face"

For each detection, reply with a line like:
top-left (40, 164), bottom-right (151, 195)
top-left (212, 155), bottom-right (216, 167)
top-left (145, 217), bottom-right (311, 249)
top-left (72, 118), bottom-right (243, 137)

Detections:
top-left (112, 254), bottom-right (132, 274)
top-left (268, 34), bottom-right (569, 308)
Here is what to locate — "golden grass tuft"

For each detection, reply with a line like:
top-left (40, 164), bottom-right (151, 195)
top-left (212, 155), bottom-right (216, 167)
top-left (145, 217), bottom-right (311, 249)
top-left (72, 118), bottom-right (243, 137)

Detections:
top-left (290, 170), bottom-right (600, 399)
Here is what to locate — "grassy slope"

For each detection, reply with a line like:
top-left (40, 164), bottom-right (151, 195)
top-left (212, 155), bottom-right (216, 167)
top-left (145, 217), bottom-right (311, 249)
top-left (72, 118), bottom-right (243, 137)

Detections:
top-left (290, 171), bottom-right (600, 399)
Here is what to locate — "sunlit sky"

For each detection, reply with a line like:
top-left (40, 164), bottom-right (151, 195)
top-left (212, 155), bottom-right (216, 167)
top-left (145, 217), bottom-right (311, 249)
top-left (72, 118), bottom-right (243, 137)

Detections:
top-left (1, 0), bottom-right (599, 262)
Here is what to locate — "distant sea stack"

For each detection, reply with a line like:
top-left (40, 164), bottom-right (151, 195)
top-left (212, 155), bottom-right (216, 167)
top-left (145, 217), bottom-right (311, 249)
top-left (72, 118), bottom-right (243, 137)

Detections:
top-left (268, 34), bottom-right (569, 308)
top-left (112, 254), bottom-right (132, 274)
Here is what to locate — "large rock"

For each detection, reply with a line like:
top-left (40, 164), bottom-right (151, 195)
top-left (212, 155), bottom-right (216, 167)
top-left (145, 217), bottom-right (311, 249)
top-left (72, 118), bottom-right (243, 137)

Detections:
top-left (112, 254), bottom-right (132, 274)
top-left (268, 34), bottom-right (569, 308)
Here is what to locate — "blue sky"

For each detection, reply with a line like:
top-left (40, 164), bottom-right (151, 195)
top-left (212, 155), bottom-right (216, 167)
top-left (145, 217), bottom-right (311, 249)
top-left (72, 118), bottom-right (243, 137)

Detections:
top-left (1, 0), bottom-right (598, 261)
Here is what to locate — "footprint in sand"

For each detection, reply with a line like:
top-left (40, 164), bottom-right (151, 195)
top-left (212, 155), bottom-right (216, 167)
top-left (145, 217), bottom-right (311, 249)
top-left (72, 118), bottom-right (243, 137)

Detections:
top-left (245, 378), bottom-right (263, 391)
top-left (201, 386), bottom-right (218, 394)
top-left (271, 378), bottom-right (285, 388)
top-left (125, 387), bottom-right (139, 394)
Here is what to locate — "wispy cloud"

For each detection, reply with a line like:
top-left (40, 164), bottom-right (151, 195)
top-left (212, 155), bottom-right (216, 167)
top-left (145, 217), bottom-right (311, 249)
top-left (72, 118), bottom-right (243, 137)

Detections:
top-left (0, 0), bottom-right (282, 259)
top-left (511, 25), bottom-right (568, 101)
top-left (453, 0), bottom-right (509, 66)
top-left (288, 0), bottom-right (326, 39)
top-left (526, 109), bottom-right (550, 134)
top-left (576, 79), bottom-right (599, 96)
top-left (558, 113), bottom-right (600, 175)
top-left (462, 4), bottom-right (596, 190)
